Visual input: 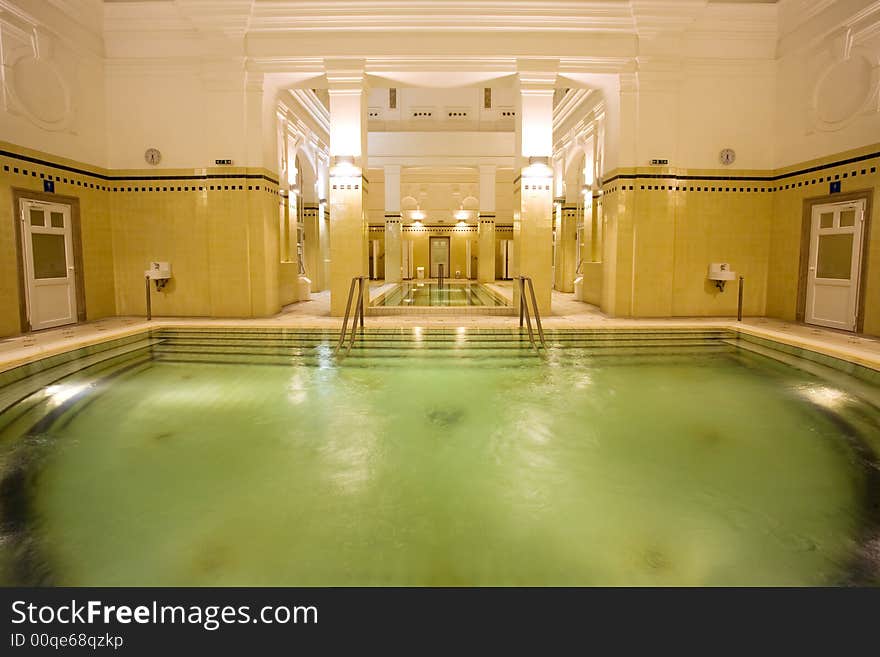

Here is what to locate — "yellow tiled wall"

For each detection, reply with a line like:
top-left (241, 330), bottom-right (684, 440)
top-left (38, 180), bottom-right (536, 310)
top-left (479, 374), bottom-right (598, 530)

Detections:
top-left (0, 144), bottom-right (116, 336)
top-left (594, 144), bottom-right (878, 332)
top-left (2, 141), bottom-right (878, 337)
top-left (597, 173), bottom-right (772, 318)
top-left (1, 143), bottom-right (283, 337)
top-left (109, 169), bottom-right (281, 318)
top-left (581, 263), bottom-right (603, 305)
top-left (767, 145), bottom-right (880, 335)
top-left (393, 227), bottom-right (479, 278)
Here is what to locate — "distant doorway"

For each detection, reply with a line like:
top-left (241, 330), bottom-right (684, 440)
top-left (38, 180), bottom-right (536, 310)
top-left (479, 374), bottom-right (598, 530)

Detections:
top-left (429, 236), bottom-right (450, 278)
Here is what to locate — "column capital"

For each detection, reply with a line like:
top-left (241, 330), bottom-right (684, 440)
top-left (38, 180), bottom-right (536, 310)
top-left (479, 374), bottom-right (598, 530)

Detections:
top-left (516, 59), bottom-right (559, 94)
top-left (324, 58), bottom-right (367, 93)
top-left (326, 59), bottom-right (368, 161)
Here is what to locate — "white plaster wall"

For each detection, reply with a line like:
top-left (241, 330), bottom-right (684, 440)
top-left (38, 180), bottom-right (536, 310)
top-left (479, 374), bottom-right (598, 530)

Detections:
top-left (368, 131), bottom-right (514, 167)
top-left (105, 65), bottom-right (261, 170)
top-left (0, 20), bottom-right (106, 165)
top-left (366, 86), bottom-right (517, 131)
top-left (677, 63), bottom-right (777, 170)
top-left (773, 31), bottom-right (880, 167)
top-left (366, 169), bottom-right (514, 223)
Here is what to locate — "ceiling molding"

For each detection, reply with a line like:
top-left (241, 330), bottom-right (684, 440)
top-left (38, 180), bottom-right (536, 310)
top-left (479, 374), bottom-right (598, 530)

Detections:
top-left (0, 0), bottom-right (103, 58)
top-left (248, 1), bottom-right (636, 33)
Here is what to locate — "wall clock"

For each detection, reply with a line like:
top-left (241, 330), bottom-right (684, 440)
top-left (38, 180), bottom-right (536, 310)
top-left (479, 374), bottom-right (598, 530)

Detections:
top-left (719, 148), bottom-right (736, 166)
top-left (144, 148), bottom-right (162, 165)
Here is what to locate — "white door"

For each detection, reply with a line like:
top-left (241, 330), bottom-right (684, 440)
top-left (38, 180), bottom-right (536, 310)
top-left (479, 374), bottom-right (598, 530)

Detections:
top-left (805, 200), bottom-right (866, 331)
top-left (20, 199), bottom-right (78, 330)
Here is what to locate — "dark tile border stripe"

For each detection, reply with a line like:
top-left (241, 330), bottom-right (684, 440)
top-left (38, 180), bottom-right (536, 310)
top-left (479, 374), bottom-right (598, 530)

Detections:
top-left (0, 149), bottom-right (279, 186)
top-left (602, 150), bottom-right (880, 186)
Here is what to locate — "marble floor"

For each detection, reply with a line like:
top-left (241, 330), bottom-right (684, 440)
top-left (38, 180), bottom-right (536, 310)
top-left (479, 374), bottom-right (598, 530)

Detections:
top-left (2, 284), bottom-right (879, 373)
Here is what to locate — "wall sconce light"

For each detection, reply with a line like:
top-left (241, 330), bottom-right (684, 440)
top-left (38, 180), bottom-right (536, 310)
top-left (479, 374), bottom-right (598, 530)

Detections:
top-left (410, 209), bottom-right (426, 221)
top-left (332, 155), bottom-right (354, 168)
top-left (330, 155), bottom-right (360, 178)
top-left (524, 155), bottom-right (552, 179)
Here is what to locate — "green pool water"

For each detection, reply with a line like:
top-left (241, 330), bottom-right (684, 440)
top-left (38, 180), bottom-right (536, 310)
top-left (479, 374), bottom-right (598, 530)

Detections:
top-left (0, 328), bottom-right (878, 586)
top-left (372, 282), bottom-right (509, 306)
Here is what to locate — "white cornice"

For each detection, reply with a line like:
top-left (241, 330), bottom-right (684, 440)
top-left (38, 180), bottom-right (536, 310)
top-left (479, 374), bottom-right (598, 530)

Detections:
top-left (366, 57), bottom-right (517, 73)
top-left (247, 55), bottom-right (642, 80)
top-left (248, 57), bottom-right (325, 74)
top-left (248, 1), bottom-right (635, 33)
top-left (559, 57), bottom-right (636, 74)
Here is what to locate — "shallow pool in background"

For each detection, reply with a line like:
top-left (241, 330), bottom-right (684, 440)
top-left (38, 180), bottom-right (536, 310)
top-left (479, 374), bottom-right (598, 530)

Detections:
top-left (0, 328), bottom-right (878, 586)
top-left (371, 282), bottom-right (509, 307)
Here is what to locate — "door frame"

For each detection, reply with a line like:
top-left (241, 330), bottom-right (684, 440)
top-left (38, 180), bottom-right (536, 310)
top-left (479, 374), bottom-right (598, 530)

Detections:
top-left (797, 189), bottom-right (873, 332)
top-left (12, 188), bottom-right (86, 332)
top-left (428, 236), bottom-right (450, 278)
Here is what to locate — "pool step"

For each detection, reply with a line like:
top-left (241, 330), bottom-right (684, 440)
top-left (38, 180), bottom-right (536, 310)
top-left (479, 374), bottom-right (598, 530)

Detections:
top-left (146, 328), bottom-right (737, 366)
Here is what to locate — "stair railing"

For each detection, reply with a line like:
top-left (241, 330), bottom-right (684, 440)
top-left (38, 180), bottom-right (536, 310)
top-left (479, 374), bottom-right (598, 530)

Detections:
top-left (518, 276), bottom-right (547, 350)
top-left (335, 276), bottom-right (366, 356)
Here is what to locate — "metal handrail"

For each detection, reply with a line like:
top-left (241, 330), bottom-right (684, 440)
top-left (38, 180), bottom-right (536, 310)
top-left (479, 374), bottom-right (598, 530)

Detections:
top-left (518, 277), bottom-right (537, 350)
top-left (346, 277), bottom-right (365, 355)
top-left (525, 277), bottom-right (546, 348)
top-left (518, 276), bottom-right (547, 350)
top-left (335, 276), bottom-right (365, 356)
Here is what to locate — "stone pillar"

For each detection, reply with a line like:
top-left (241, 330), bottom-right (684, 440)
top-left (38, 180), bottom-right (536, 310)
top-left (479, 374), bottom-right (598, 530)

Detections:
top-left (554, 204), bottom-right (578, 293)
top-left (384, 165), bottom-right (402, 283)
top-left (327, 60), bottom-right (369, 316)
top-left (477, 164), bottom-right (496, 283)
top-left (513, 61), bottom-right (556, 314)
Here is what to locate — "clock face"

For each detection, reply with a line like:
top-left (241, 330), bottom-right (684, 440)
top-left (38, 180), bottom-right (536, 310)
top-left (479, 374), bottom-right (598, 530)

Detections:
top-left (144, 148), bottom-right (161, 166)
top-left (719, 148), bottom-right (736, 166)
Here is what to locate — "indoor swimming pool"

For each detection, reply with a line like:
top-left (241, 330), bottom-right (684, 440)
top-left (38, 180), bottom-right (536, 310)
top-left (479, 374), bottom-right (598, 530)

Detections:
top-left (371, 282), bottom-right (510, 307)
top-left (0, 328), bottom-right (878, 586)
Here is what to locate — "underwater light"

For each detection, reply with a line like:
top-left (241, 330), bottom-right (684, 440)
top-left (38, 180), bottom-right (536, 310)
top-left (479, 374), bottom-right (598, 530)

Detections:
top-left (800, 385), bottom-right (849, 410)
top-left (45, 383), bottom-right (90, 406)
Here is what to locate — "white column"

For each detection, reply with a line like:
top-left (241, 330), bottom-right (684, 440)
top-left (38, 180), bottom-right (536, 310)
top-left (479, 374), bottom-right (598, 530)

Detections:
top-left (477, 164), bottom-right (496, 283)
top-left (384, 164), bottom-right (402, 283)
top-left (514, 60), bottom-right (557, 314)
top-left (327, 60), bottom-right (369, 316)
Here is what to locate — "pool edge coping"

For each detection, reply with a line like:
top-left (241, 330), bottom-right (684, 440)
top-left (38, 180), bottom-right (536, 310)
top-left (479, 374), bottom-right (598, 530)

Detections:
top-left (1, 319), bottom-right (878, 376)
